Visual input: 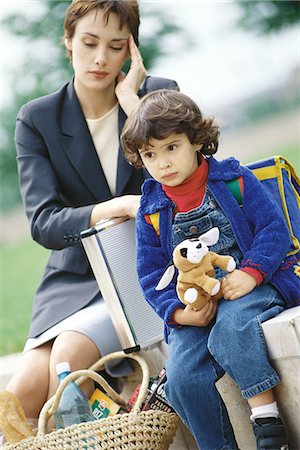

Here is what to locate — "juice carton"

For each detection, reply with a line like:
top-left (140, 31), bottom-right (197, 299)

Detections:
top-left (89, 389), bottom-right (125, 420)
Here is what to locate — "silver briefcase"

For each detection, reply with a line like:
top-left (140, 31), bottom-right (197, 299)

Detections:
top-left (80, 218), bottom-right (164, 353)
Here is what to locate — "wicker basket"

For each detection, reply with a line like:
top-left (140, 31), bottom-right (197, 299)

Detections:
top-left (3, 351), bottom-right (179, 450)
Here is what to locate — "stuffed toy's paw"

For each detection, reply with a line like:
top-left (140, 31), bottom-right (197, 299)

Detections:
top-left (184, 287), bottom-right (198, 303)
top-left (226, 257), bottom-right (236, 273)
top-left (210, 280), bottom-right (221, 296)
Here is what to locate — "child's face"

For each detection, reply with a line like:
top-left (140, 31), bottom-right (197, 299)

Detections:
top-left (139, 133), bottom-right (200, 186)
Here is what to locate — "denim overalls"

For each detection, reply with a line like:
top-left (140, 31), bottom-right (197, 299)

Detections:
top-left (172, 190), bottom-right (243, 278)
top-left (165, 189), bottom-right (286, 450)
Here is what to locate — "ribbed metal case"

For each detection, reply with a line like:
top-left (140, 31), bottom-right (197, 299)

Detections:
top-left (81, 218), bottom-right (164, 353)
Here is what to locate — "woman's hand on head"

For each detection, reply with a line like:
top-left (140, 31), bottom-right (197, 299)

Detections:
top-left (115, 34), bottom-right (147, 116)
top-left (221, 269), bottom-right (257, 300)
top-left (173, 299), bottom-right (217, 327)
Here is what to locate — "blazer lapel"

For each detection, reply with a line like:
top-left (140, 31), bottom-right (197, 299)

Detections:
top-left (116, 107), bottom-right (134, 196)
top-left (60, 81), bottom-right (111, 201)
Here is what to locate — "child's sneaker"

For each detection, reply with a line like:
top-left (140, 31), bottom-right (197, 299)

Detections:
top-left (252, 417), bottom-right (289, 450)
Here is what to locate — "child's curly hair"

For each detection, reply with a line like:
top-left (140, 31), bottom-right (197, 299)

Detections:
top-left (122, 89), bottom-right (220, 168)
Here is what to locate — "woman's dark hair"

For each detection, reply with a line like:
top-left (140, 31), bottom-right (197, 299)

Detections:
top-left (64, 0), bottom-right (140, 60)
top-left (122, 89), bottom-right (220, 168)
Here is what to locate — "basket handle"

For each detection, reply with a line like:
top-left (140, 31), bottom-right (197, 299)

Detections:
top-left (38, 351), bottom-right (150, 435)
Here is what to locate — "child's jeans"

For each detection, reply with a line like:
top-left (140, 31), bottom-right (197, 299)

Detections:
top-left (165, 284), bottom-right (285, 450)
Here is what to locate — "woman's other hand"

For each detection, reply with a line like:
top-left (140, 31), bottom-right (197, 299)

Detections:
top-left (222, 269), bottom-right (257, 300)
top-left (115, 34), bottom-right (147, 115)
top-left (90, 195), bottom-right (141, 226)
top-left (173, 299), bottom-right (217, 327)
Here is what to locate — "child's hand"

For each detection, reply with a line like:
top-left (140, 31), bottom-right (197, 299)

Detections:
top-left (222, 269), bottom-right (257, 300)
top-left (173, 299), bottom-right (217, 327)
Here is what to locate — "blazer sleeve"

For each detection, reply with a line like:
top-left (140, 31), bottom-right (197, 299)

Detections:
top-left (15, 103), bottom-right (94, 250)
top-left (135, 208), bottom-right (183, 327)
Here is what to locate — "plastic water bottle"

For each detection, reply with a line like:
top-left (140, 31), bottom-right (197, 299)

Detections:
top-left (55, 362), bottom-right (94, 429)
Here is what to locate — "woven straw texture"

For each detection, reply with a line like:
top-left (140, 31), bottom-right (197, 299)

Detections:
top-left (4, 351), bottom-right (179, 450)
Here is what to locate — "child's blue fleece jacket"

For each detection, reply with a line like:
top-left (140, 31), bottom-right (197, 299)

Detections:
top-left (136, 157), bottom-right (300, 341)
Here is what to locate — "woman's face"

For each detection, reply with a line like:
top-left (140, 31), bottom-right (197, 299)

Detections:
top-left (65, 8), bottom-right (130, 93)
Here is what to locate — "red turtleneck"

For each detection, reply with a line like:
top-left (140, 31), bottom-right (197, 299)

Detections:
top-left (162, 156), bottom-right (208, 213)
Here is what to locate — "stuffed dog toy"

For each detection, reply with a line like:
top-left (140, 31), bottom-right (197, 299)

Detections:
top-left (156, 227), bottom-right (236, 310)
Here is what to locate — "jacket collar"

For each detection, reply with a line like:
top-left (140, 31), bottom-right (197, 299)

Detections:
top-left (140, 178), bottom-right (173, 214)
top-left (207, 156), bottom-right (242, 181)
top-left (60, 80), bottom-right (133, 199)
top-left (140, 156), bottom-right (243, 214)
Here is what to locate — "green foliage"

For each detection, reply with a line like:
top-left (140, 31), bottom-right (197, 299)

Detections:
top-left (236, 0), bottom-right (300, 34)
top-left (0, 239), bottom-right (49, 355)
top-left (0, 0), bottom-right (186, 212)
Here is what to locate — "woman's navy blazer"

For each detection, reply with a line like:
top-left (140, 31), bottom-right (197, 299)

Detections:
top-left (15, 76), bottom-right (178, 338)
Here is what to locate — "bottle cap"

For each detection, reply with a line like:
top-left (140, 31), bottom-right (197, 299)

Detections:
top-left (56, 362), bottom-right (71, 375)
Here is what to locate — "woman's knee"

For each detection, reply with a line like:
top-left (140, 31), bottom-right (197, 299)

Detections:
top-left (50, 331), bottom-right (100, 371)
top-left (6, 343), bottom-right (52, 417)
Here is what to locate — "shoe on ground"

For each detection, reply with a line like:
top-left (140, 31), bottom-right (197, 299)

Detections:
top-left (253, 417), bottom-right (289, 450)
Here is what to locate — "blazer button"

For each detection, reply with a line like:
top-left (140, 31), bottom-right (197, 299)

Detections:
top-left (74, 234), bottom-right (79, 241)
top-left (69, 235), bottom-right (74, 242)
top-left (64, 235), bottom-right (68, 242)
top-left (189, 225), bottom-right (198, 234)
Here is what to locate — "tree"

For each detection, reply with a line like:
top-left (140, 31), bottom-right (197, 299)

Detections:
top-left (236, 0), bottom-right (300, 34)
top-left (0, 1), bottom-right (187, 212)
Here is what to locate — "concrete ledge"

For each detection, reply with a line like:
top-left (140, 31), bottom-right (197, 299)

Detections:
top-left (217, 306), bottom-right (300, 450)
top-left (0, 352), bottom-right (22, 391)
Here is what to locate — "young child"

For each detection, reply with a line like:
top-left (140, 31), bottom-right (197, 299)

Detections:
top-left (122, 90), bottom-right (300, 450)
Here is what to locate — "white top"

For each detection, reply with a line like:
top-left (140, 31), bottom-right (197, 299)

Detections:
top-left (86, 103), bottom-right (119, 196)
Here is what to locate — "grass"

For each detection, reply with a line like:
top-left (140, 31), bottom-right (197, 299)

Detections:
top-left (244, 146), bottom-right (300, 174)
top-left (0, 239), bottom-right (49, 355)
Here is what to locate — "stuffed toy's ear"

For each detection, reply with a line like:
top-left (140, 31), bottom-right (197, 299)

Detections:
top-left (155, 265), bottom-right (175, 291)
top-left (200, 227), bottom-right (220, 247)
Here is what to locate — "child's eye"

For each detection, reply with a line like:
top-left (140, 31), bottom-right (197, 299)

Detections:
top-left (144, 152), bottom-right (155, 159)
top-left (168, 144), bottom-right (177, 151)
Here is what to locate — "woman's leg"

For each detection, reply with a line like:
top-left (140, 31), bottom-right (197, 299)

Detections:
top-left (207, 284), bottom-right (285, 399)
top-left (6, 341), bottom-right (52, 418)
top-left (165, 325), bottom-right (238, 450)
top-left (48, 330), bottom-right (100, 400)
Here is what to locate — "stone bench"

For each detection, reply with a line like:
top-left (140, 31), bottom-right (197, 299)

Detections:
top-left (138, 306), bottom-right (300, 449)
top-left (217, 305), bottom-right (300, 450)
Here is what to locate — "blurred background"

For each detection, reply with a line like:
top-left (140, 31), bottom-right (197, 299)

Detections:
top-left (1, 0), bottom-right (299, 355)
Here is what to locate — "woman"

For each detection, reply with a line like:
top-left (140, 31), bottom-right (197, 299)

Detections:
top-left (5, 0), bottom-right (177, 426)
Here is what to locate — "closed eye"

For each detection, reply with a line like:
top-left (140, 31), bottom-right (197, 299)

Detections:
top-left (83, 41), bottom-right (96, 47)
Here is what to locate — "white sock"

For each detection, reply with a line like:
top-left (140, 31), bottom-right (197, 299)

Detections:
top-left (250, 401), bottom-right (279, 422)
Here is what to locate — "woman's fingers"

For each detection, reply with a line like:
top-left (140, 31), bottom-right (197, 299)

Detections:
top-left (128, 34), bottom-right (143, 63)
